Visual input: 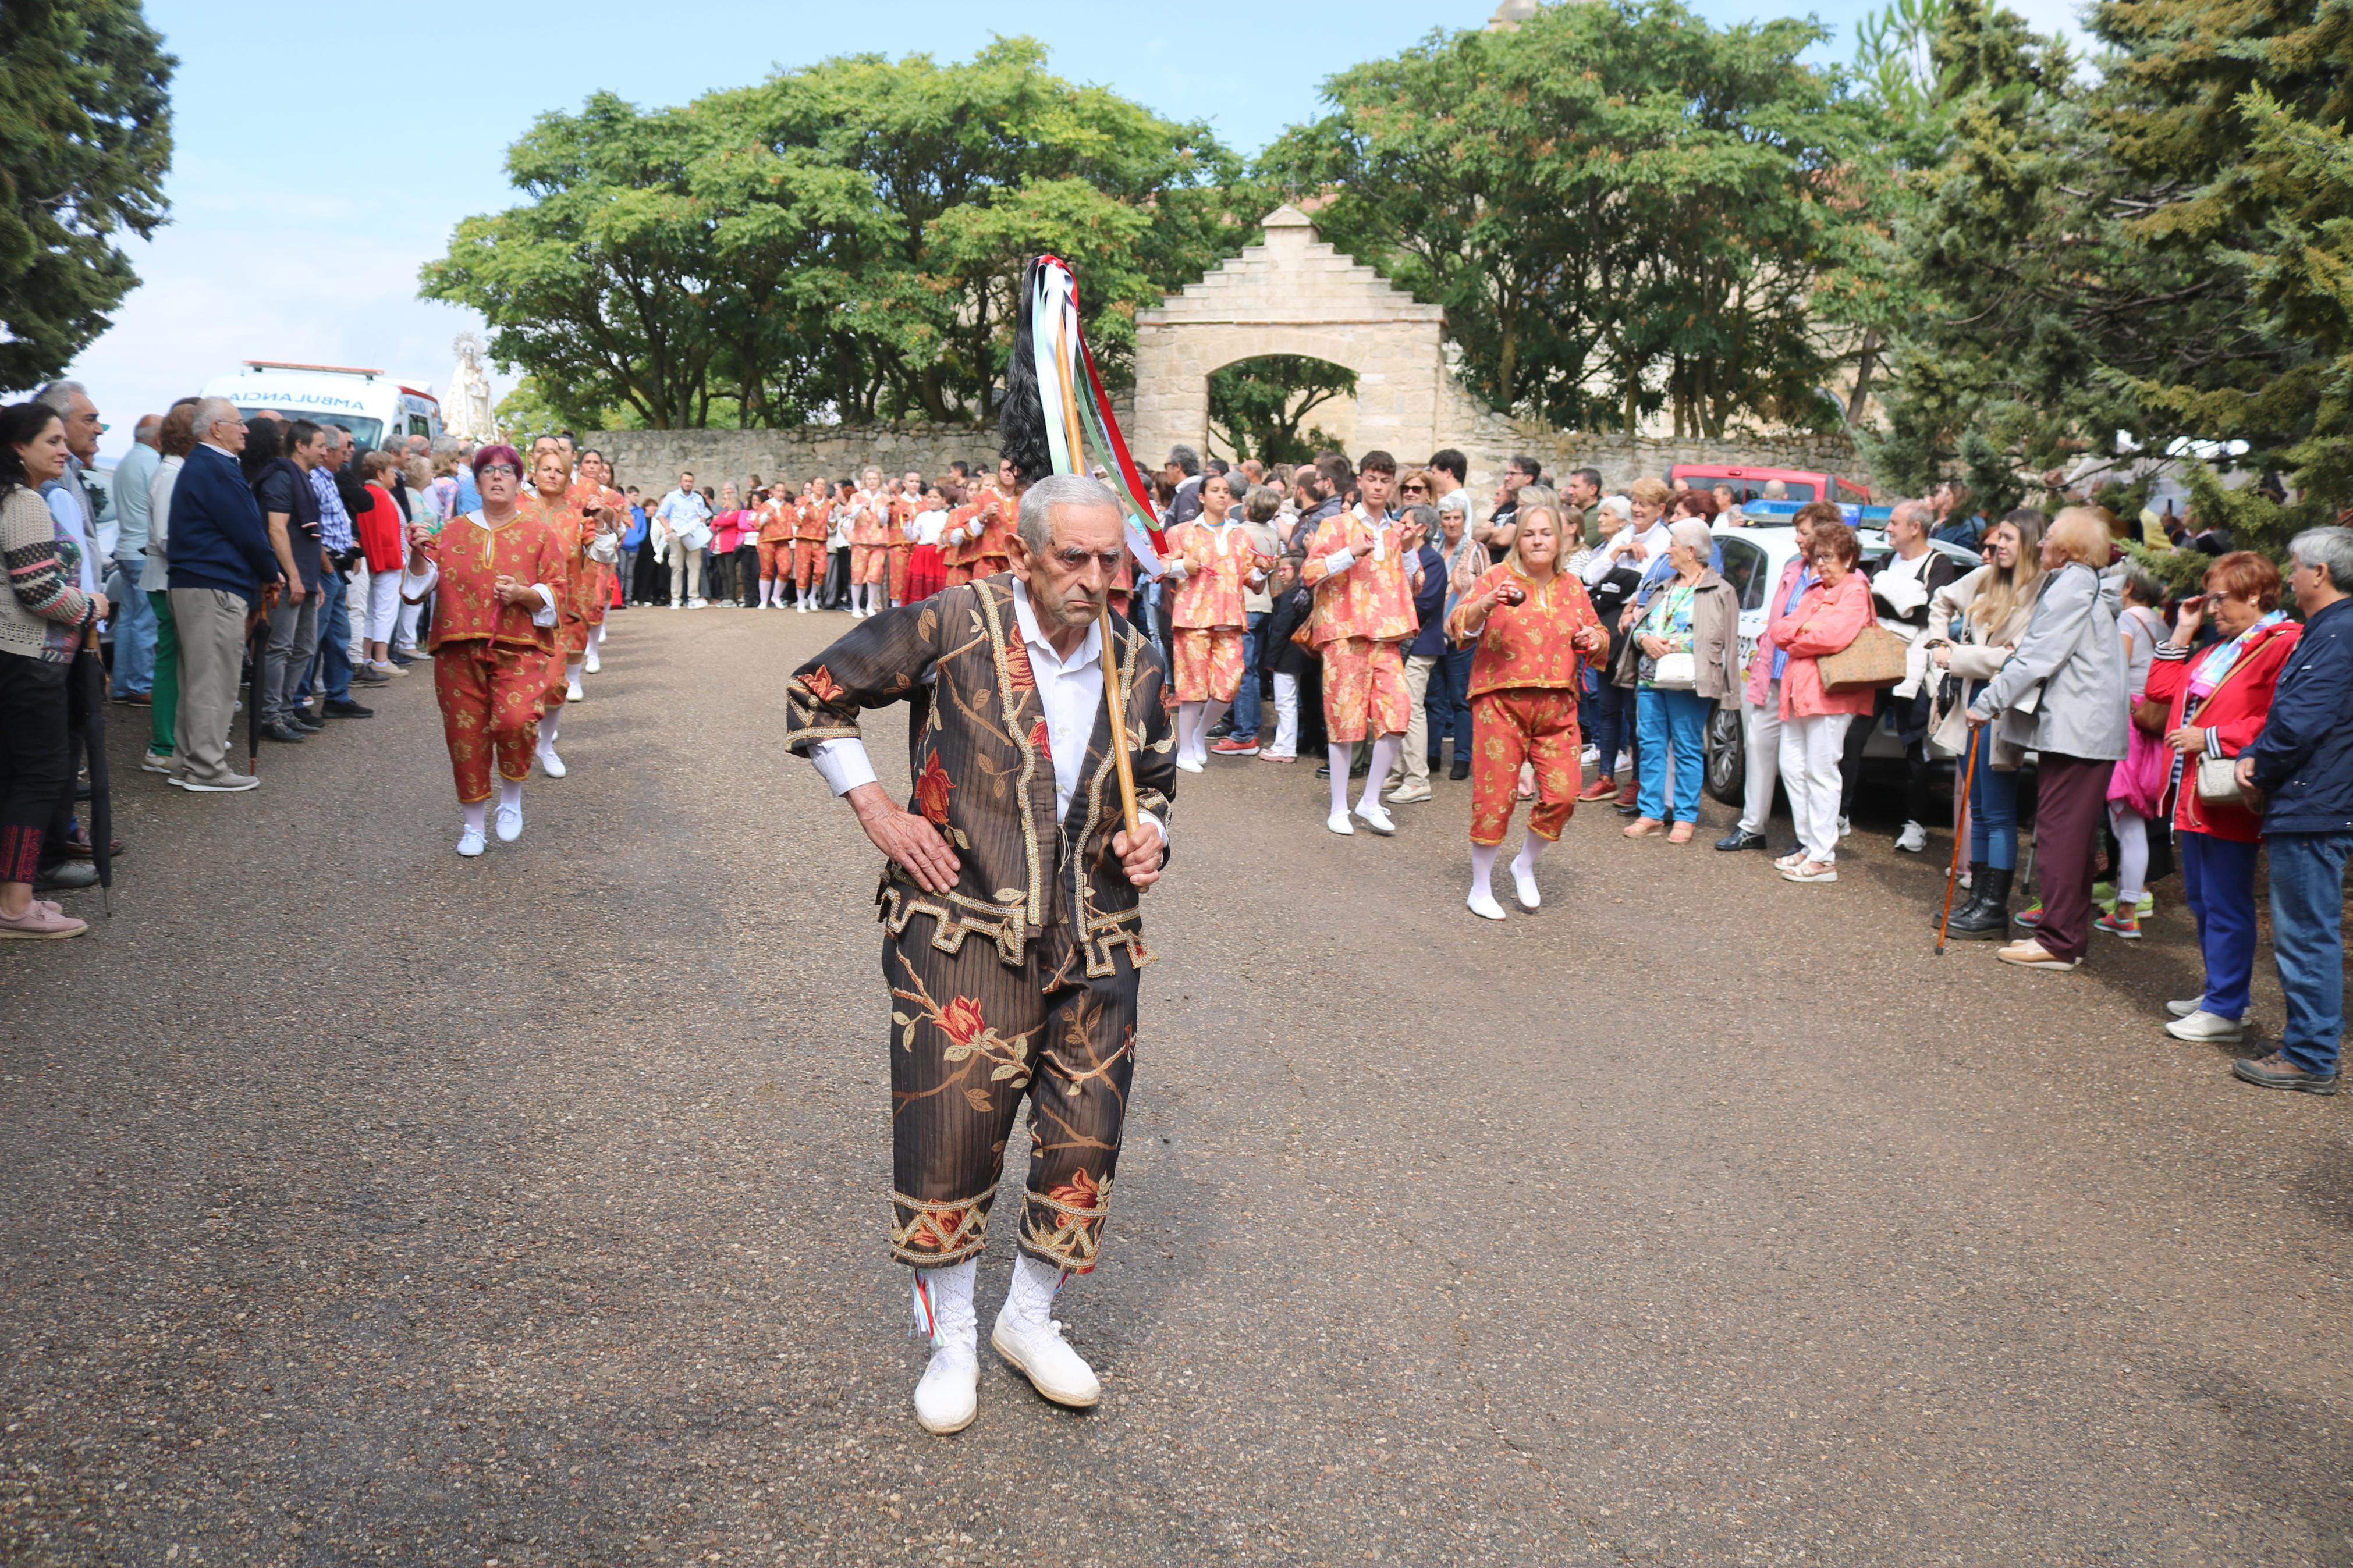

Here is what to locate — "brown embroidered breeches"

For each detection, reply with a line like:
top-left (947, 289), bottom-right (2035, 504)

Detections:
top-left (883, 923), bottom-right (1138, 1275)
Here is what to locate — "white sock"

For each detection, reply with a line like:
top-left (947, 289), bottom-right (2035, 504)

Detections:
top-left (1511, 834), bottom-right (1546, 881)
top-left (1199, 698), bottom-right (1230, 748)
top-left (1177, 701), bottom-right (1204, 762)
top-left (1002, 1251), bottom-right (1066, 1334)
top-left (913, 1257), bottom-right (979, 1360)
top-left (1470, 842), bottom-right (1500, 902)
top-left (463, 801), bottom-right (488, 836)
top-left (1328, 743), bottom-right (1353, 816)
top-left (497, 778), bottom-right (523, 813)
top-left (589, 622), bottom-right (605, 653)
top-left (566, 660), bottom-right (584, 685)
top-left (1360, 737), bottom-right (1401, 813)
top-left (757, 579), bottom-right (771, 607)
top-left (539, 709), bottom-right (561, 750)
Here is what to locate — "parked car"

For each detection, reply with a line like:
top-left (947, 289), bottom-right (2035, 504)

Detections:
top-left (1702, 518), bottom-right (1981, 804)
top-left (1669, 463), bottom-right (1872, 508)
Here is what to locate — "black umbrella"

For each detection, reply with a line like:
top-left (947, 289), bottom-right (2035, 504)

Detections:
top-left (74, 646), bottom-right (114, 917)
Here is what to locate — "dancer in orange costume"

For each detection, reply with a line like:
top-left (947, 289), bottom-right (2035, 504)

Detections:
top-left (1298, 450), bottom-right (1421, 837)
top-left (792, 479), bottom-right (830, 610)
top-left (399, 443), bottom-right (564, 856)
top-left (1164, 471), bottom-right (1267, 772)
top-left (888, 471), bottom-right (923, 607)
top-left (849, 465), bottom-right (892, 617)
top-left (753, 481), bottom-right (795, 608)
top-left (574, 449), bottom-right (624, 677)
top-left (520, 443), bottom-right (585, 778)
top-left (1445, 497), bottom-right (1609, 919)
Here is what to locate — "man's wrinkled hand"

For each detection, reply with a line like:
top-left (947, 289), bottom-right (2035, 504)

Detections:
top-left (850, 785), bottom-right (960, 894)
top-left (1113, 820), bottom-right (1164, 889)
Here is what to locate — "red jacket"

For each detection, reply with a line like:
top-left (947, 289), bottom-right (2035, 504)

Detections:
top-left (1773, 571), bottom-right (1876, 719)
top-left (2142, 620), bottom-right (2301, 842)
top-left (354, 482), bottom-right (406, 574)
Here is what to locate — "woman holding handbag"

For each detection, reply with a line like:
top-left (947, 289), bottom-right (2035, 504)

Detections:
top-left (2141, 551), bottom-right (2299, 1039)
top-left (1623, 518), bottom-right (1738, 843)
top-left (1965, 507), bottom-right (2130, 972)
top-left (2096, 563), bottom-right (2173, 938)
top-left (1770, 520), bottom-right (1875, 884)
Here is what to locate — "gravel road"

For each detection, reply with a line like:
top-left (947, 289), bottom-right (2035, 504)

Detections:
top-left (3, 604), bottom-right (2348, 1567)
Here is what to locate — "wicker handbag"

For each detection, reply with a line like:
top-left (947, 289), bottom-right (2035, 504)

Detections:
top-left (1818, 624), bottom-right (1910, 691)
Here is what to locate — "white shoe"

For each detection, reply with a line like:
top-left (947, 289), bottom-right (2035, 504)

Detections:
top-left (495, 801), bottom-right (524, 842)
top-left (1895, 820), bottom-right (1928, 854)
top-left (565, 680), bottom-right (584, 703)
top-left (1174, 753), bottom-right (1205, 774)
top-left (584, 650), bottom-right (601, 674)
top-left (538, 748), bottom-right (566, 779)
top-left (1353, 802), bottom-right (1396, 836)
top-left (1511, 865), bottom-right (1541, 911)
top-left (796, 602), bottom-right (808, 613)
top-left (2166, 997), bottom-right (2232, 1020)
top-left (991, 1313), bottom-right (1101, 1408)
top-left (1326, 810), bottom-right (1355, 837)
top-left (1837, 814), bottom-right (1853, 840)
top-left (457, 826), bottom-right (486, 858)
top-left (1467, 890), bottom-right (1507, 921)
top-left (912, 1345), bottom-right (979, 1435)
top-left (2165, 1009), bottom-right (2246, 1044)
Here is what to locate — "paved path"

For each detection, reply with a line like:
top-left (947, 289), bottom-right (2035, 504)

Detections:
top-left (3, 605), bottom-right (2349, 1567)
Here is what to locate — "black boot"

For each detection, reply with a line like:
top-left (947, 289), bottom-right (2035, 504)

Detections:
top-left (1944, 865), bottom-right (2012, 940)
top-left (1937, 860), bottom-right (1989, 927)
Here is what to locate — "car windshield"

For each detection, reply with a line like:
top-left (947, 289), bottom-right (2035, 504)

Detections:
top-left (1701, 478), bottom-right (1816, 504)
top-left (237, 408), bottom-right (384, 449)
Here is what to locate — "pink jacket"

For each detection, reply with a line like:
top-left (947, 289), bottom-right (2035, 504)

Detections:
top-left (1743, 557), bottom-right (1805, 706)
top-left (1773, 571), bottom-right (1875, 719)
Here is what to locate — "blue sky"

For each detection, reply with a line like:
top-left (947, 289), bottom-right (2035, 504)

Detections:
top-left (70, 0), bottom-right (2085, 460)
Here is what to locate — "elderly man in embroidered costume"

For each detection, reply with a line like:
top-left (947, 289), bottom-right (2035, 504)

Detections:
top-left (786, 471), bottom-right (1174, 1437)
top-left (400, 445), bottom-right (563, 855)
top-left (1165, 470), bottom-right (1266, 773)
top-left (1299, 449), bottom-right (1422, 837)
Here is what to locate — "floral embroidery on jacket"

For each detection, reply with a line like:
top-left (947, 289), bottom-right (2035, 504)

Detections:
top-left (913, 752), bottom-right (953, 825)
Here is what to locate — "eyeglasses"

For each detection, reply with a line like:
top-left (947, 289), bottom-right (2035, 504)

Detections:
top-left (478, 464), bottom-right (518, 478)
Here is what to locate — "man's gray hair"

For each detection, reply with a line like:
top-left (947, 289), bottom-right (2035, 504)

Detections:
top-left (34, 380), bottom-right (88, 414)
top-left (1017, 472), bottom-right (1122, 556)
top-left (193, 396), bottom-right (242, 436)
top-left (1889, 497), bottom-right (1933, 531)
top-left (1165, 444), bottom-right (1199, 477)
top-left (2289, 526), bottom-right (2353, 591)
top-left (1669, 516), bottom-right (1715, 556)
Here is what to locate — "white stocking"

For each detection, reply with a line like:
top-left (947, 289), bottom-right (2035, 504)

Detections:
top-left (462, 801), bottom-right (487, 836)
top-left (1199, 698), bottom-right (1230, 749)
top-left (757, 578), bottom-right (772, 607)
top-left (538, 707), bottom-right (561, 751)
top-left (912, 1257), bottom-right (979, 1361)
top-left (1328, 743), bottom-right (1353, 817)
top-left (496, 778), bottom-right (523, 812)
top-left (1002, 1251), bottom-right (1066, 1334)
top-left (1511, 834), bottom-right (1547, 880)
top-left (1359, 736), bottom-right (1401, 813)
top-left (1177, 701), bottom-right (1204, 763)
top-left (1470, 842), bottom-right (1500, 904)
top-left (566, 660), bottom-right (584, 686)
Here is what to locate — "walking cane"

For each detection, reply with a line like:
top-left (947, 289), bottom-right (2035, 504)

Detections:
top-left (1095, 598), bottom-right (1141, 838)
top-left (1937, 723), bottom-right (1984, 954)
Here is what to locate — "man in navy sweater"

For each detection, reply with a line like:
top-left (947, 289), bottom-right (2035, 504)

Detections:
top-left (165, 399), bottom-right (281, 792)
top-left (2233, 525), bottom-right (2353, 1094)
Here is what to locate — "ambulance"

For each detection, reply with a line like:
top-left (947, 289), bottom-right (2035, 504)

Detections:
top-left (201, 361), bottom-right (441, 451)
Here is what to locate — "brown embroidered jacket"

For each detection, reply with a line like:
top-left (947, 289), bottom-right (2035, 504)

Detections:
top-left (785, 575), bottom-right (1176, 980)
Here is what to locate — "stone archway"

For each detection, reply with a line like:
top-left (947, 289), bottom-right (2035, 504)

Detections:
top-left (1131, 205), bottom-right (1447, 467)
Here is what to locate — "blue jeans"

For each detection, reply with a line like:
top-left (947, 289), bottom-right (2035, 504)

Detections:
top-left (1635, 687), bottom-right (1709, 823)
top-left (1232, 611), bottom-right (1267, 740)
top-left (2269, 830), bottom-right (2352, 1075)
top-left (1431, 645), bottom-right (1474, 762)
top-left (1969, 762), bottom-right (2020, 870)
top-left (300, 570), bottom-right (354, 705)
top-left (2181, 830), bottom-right (2261, 1021)
top-left (1588, 676), bottom-right (1637, 783)
top-left (109, 560), bottom-right (158, 696)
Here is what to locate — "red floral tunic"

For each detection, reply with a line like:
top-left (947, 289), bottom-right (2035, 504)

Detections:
top-left (1303, 510), bottom-right (1417, 646)
top-left (1169, 518), bottom-right (1258, 631)
top-left (1448, 564), bottom-right (1608, 700)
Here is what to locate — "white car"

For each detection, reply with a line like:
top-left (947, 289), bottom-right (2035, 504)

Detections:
top-left (1701, 520), bottom-right (1981, 805)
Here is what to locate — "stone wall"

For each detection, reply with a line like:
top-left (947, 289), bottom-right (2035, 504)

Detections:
top-left (588, 425), bottom-right (1010, 502)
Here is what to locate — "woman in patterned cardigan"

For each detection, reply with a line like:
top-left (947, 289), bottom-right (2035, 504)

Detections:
top-left (0, 402), bottom-right (101, 938)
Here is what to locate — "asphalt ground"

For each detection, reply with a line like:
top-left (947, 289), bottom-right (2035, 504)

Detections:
top-left (3, 602), bottom-right (2349, 1567)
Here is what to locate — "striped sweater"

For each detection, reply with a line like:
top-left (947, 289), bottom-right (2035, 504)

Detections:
top-left (1, 485), bottom-right (93, 662)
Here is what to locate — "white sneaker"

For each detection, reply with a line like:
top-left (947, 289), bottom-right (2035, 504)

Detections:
top-left (687, 598), bottom-right (708, 610)
top-left (584, 650), bottom-right (601, 674)
top-left (1467, 890), bottom-right (1508, 921)
top-left (796, 602), bottom-right (808, 613)
top-left (1895, 820), bottom-right (1928, 854)
top-left (912, 1344), bottom-right (979, 1435)
top-left (1353, 802), bottom-right (1397, 837)
top-left (1326, 810), bottom-right (1355, 837)
top-left (1511, 865), bottom-right (1541, 911)
top-left (991, 1313), bottom-right (1101, 1408)
top-left (1837, 814), bottom-right (1853, 840)
top-left (565, 680), bottom-right (584, 703)
top-left (2165, 1009), bottom-right (2245, 1044)
top-left (538, 748), bottom-right (566, 779)
top-left (457, 825), bottom-right (486, 858)
top-left (1174, 753), bottom-right (1204, 774)
top-left (495, 801), bottom-right (524, 842)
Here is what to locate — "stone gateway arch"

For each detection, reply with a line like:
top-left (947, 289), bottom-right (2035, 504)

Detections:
top-left (1131, 204), bottom-right (1454, 467)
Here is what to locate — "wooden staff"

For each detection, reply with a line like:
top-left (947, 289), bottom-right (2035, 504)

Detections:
top-left (1937, 723), bottom-right (1984, 955)
top-left (1096, 597), bottom-right (1141, 838)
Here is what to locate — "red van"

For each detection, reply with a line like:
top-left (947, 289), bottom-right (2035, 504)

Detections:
top-left (1667, 464), bottom-right (1871, 507)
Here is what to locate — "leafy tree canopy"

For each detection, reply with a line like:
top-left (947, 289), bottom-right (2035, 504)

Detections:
top-left (1208, 356), bottom-right (1357, 468)
top-left (0, 0), bottom-right (173, 393)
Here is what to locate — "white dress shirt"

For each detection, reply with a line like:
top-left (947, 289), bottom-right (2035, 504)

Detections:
top-left (810, 579), bottom-right (1163, 840)
top-left (398, 511), bottom-right (559, 623)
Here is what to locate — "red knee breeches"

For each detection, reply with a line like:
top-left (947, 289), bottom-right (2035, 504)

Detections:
top-left (1470, 687), bottom-right (1582, 845)
top-left (433, 642), bottom-right (544, 803)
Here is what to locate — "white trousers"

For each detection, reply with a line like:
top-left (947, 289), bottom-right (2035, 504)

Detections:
top-left (1739, 681), bottom-right (1783, 837)
top-left (667, 541), bottom-right (703, 603)
top-left (1778, 712), bottom-right (1852, 862)
top-left (1270, 671), bottom-right (1301, 758)
top-left (364, 568), bottom-right (403, 644)
top-left (395, 597), bottom-right (424, 652)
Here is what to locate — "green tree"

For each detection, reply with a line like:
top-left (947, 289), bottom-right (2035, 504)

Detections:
top-left (0, 0), bottom-right (173, 392)
top-left (1259, 0), bottom-right (1873, 436)
top-left (1206, 356), bottom-right (1357, 467)
top-left (423, 40), bottom-right (1244, 431)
